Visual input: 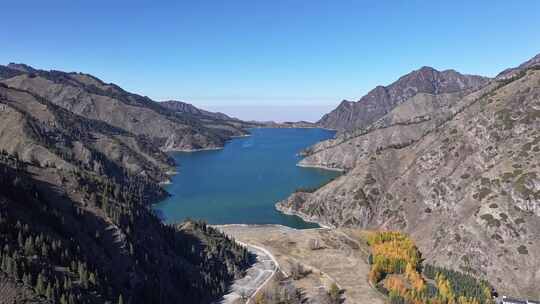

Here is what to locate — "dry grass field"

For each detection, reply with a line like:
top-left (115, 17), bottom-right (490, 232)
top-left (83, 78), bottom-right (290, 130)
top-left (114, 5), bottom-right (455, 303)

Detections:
top-left (217, 225), bottom-right (385, 304)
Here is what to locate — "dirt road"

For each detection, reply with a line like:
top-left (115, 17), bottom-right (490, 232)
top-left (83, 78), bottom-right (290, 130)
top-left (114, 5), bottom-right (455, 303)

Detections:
top-left (216, 235), bottom-right (278, 304)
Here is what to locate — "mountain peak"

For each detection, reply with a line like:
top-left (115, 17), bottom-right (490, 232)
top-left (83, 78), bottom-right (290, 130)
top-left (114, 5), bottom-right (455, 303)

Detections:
top-left (338, 99), bottom-right (354, 106)
top-left (417, 66), bottom-right (437, 72)
top-left (7, 63), bottom-right (36, 73)
top-left (318, 66), bottom-right (489, 131)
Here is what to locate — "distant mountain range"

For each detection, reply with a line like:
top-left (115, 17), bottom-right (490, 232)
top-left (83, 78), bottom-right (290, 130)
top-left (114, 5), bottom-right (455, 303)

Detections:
top-left (0, 63), bottom-right (260, 153)
top-left (278, 53), bottom-right (540, 299)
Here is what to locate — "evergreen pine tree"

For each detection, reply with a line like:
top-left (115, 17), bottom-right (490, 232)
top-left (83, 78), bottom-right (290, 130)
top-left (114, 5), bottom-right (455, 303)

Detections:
top-left (46, 282), bottom-right (53, 299)
top-left (89, 272), bottom-right (96, 286)
top-left (36, 273), bottom-right (45, 295)
top-left (12, 260), bottom-right (20, 280)
top-left (0, 254), bottom-right (6, 272)
top-left (60, 293), bottom-right (67, 304)
top-left (41, 243), bottom-right (48, 257)
top-left (102, 193), bottom-right (109, 214)
top-left (79, 262), bottom-right (88, 289)
top-left (17, 231), bottom-right (23, 247)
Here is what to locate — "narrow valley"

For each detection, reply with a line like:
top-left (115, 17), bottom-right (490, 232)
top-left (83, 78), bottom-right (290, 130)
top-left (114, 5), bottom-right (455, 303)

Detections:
top-left (1, 3), bottom-right (539, 303)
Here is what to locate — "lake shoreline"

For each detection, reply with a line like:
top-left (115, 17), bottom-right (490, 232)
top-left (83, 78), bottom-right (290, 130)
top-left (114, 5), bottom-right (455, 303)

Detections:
top-left (274, 203), bottom-right (335, 229)
top-left (296, 163), bottom-right (345, 172)
top-left (154, 128), bottom-right (338, 229)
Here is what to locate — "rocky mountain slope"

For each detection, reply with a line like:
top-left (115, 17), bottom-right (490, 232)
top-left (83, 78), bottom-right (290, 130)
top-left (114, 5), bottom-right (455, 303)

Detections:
top-left (0, 63), bottom-right (249, 151)
top-left (0, 83), bottom-right (173, 184)
top-left (278, 54), bottom-right (540, 298)
top-left (158, 100), bottom-right (264, 139)
top-left (0, 65), bottom-right (253, 303)
top-left (317, 67), bottom-right (489, 131)
top-left (159, 100), bottom-right (237, 121)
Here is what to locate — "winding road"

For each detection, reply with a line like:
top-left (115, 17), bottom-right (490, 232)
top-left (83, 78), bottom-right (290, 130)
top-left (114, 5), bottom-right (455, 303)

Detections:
top-left (217, 242), bottom-right (280, 304)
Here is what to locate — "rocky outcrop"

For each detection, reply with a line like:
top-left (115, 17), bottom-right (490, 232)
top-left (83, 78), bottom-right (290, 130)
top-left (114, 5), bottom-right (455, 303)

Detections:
top-left (279, 54), bottom-right (540, 298)
top-left (317, 67), bottom-right (489, 131)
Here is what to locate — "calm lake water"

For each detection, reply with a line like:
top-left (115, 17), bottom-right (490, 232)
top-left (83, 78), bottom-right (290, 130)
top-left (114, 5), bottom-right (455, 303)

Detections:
top-left (153, 128), bottom-right (339, 229)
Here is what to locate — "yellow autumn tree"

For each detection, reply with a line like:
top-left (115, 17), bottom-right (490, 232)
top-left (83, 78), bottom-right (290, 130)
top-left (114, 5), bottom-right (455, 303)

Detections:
top-left (254, 292), bottom-right (266, 304)
top-left (368, 231), bottom-right (421, 275)
top-left (457, 296), bottom-right (480, 304)
top-left (366, 231), bottom-right (490, 304)
top-left (369, 267), bottom-right (383, 284)
top-left (386, 276), bottom-right (407, 295)
top-left (436, 273), bottom-right (456, 303)
top-left (405, 262), bottom-right (426, 292)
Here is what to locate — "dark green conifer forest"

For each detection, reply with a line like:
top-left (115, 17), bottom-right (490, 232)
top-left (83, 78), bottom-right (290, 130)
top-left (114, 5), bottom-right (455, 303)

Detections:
top-left (0, 151), bottom-right (253, 303)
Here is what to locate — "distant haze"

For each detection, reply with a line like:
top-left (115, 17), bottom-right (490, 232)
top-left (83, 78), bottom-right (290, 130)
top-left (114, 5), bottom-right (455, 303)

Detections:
top-left (203, 104), bottom-right (335, 123)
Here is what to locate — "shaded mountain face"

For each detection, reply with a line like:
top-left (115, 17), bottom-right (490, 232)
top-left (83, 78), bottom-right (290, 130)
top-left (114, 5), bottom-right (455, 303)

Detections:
top-left (317, 67), bottom-right (489, 131)
top-left (0, 65), bottom-right (253, 303)
top-left (0, 157), bottom-right (251, 304)
top-left (278, 54), bottom-right (540, 298)
top-left (0, 64), bottom-right (249, 151)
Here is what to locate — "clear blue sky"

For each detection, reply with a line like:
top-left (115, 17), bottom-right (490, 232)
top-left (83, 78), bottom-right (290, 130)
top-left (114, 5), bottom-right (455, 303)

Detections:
top-left (2, 1), bottom-right (540, 121)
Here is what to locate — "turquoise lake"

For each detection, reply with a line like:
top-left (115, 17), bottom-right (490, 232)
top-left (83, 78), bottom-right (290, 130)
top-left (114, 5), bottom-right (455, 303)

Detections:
top-left (153, 128), bottom-right (339, 229)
